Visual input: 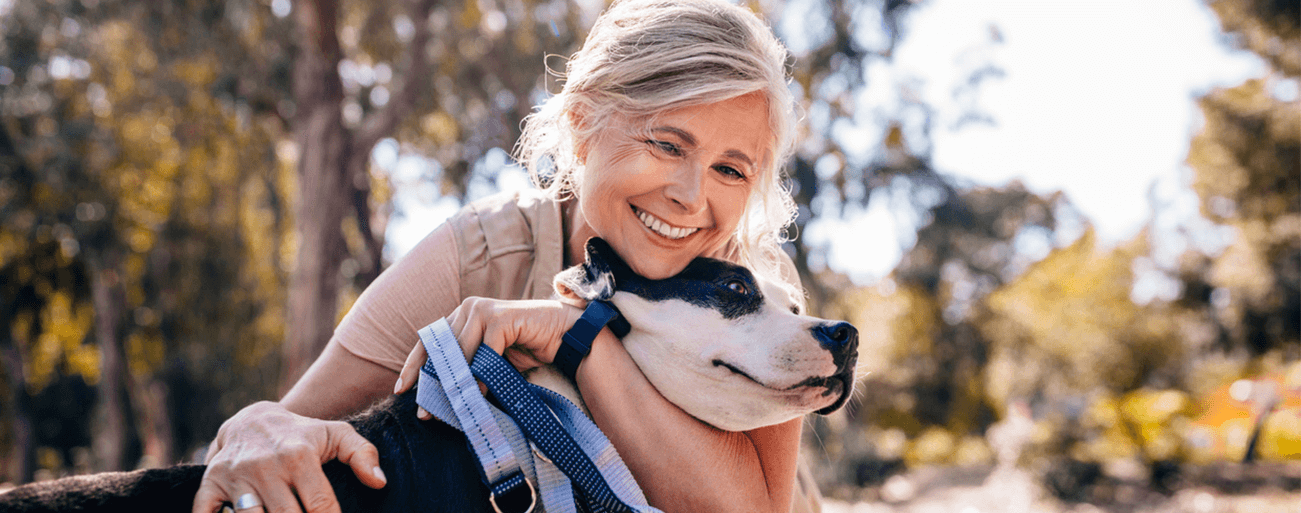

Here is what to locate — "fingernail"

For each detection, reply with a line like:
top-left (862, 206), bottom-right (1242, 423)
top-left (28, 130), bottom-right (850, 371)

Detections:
top-left (393, 377), bottom-right (403, 394)
top-left (373, 466), bottom-right (386, 483)
top-left (417, 406), bottom-right (430, 419)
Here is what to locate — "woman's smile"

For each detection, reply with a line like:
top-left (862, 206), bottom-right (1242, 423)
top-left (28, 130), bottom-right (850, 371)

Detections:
top-left (633, 205), bottom-right (700, 240)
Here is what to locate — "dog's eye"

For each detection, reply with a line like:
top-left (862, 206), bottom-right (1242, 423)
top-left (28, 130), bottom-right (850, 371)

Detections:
top-left (724, 280), bottom-right (750, 295)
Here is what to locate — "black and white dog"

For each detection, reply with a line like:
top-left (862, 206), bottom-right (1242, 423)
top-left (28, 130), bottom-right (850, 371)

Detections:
top-left (0, 238), bottom-right (858, 512)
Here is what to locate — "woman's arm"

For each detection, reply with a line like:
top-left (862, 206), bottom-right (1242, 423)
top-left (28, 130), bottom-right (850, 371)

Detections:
top-left (193, 226), bottom-right (463, 513)
top-left (392, 298), bottom-right (802, 513)
top-left (578, 329), bottom-right (801, 513)
top-left (281, 342), bottom-right (397, 418)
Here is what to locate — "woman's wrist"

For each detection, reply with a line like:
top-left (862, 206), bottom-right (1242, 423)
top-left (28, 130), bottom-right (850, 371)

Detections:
top-left (555, 301), bottom-right (622, 381)
top-left (574, 326), bottom-right (627, 389)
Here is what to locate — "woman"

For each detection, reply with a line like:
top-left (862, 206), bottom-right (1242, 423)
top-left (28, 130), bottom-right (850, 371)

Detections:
top-left (193, 0), bottom-right (816, 512)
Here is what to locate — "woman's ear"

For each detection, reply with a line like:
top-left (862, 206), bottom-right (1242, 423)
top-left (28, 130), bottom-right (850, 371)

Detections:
top-left (566, 105), bottom-right (592, 164)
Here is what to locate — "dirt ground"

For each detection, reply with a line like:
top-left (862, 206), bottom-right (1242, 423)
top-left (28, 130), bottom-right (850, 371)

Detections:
top-left (820, 464), bottom-right (1301, 513)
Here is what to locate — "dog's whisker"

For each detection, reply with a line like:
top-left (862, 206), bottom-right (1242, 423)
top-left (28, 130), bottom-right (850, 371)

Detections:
top-left (802, 416), bottom-right (831, 454)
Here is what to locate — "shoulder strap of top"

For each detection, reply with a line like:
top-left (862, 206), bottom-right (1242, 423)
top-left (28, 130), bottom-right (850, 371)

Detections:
top-left (447, 189), bottom-right (565, 301)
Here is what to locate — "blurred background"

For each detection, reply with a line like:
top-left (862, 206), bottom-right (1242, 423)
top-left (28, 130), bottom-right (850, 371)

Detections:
top-left (0, 0), bottom-right (1296, 511)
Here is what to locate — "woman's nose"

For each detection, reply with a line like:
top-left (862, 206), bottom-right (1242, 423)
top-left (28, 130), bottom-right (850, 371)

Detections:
top-left (664, 162), bottom-right (706, 213)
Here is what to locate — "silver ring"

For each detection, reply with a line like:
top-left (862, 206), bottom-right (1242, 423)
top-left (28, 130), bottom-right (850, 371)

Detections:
top-left (234, 493), bottom-right (262, 511)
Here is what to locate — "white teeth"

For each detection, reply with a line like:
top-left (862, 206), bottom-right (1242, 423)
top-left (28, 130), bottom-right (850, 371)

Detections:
top-left (636, 208), bottom-right (698, 240)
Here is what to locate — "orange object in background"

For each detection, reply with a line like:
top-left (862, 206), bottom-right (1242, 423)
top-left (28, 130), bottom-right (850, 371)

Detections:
top-left (1186, 364), bottom-right (1301, 463)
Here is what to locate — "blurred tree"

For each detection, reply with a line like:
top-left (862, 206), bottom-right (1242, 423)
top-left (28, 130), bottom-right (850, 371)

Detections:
top-left (1186, 78), bottom-right (1299, 358)
top-left (825, 181), bottom-right (1079, 453)
top-left (279, 0), bottom-right (594, 390)
top-left (0, 0), bottom-right (591, 480)
top-left (0, 122), bottom-right (96, 481)
top-left (1208, 0), bottom-right (1300, 77)
top-left (281, 0), bottom-right (437, 392)
top-left (797, 0), bottom-right (1299, 494)
top-left (0, 0), bottom-right (296, 477)
top-left (777, 0), bottom-right (927, 312)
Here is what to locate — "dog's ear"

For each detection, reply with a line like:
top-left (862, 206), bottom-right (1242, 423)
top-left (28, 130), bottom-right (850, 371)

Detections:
top-left (583, 237), bottom-right (633, 280)
top-left (553, 237), bottom-right (623, 302)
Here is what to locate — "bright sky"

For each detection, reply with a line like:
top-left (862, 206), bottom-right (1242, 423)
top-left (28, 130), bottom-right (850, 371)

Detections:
top-left (802, 0), bottom-right (1271, 283)
top-left (383, 0), bottom-right (1271, 286)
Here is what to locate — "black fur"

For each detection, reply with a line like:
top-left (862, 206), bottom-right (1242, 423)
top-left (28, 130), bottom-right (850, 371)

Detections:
top-left (0, 391), bottom-right (497, 513)
top-left (557, 238), bottom-right (764, 319)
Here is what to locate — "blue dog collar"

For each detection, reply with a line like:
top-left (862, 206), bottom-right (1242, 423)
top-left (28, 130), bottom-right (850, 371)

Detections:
top-left (554, 300), bottom-right (628, 382)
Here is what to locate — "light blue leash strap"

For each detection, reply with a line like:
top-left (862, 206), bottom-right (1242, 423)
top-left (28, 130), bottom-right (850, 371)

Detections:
top-left (470, 346), bottom-right (653, 513)
top-left (416, 319), bottom-right (534, 512)
top-left (414, 318), bottom-right (661, 513)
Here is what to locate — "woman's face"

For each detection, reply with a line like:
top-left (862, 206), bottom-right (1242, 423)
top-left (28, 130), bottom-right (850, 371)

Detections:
top-left (575, 93), bottom-right (771, 279)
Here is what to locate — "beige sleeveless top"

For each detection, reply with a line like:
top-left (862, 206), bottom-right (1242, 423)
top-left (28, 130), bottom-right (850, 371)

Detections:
top-left (333, 188), bottom-right (822, 513)
top-left (333, 189), bottom-right (565, 371)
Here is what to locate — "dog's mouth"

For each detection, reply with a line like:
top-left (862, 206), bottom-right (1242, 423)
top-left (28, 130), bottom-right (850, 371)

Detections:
top-left (711, 359), bottom-right (853, 414)
top-left (712, 359), bottom-right (763, 385)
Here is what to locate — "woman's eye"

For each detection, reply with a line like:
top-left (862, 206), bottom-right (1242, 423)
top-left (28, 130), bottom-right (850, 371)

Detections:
top-left (715, 165), bottom-right (746, 181)
top-left (724, 280), bottom-right (750, 295)
top-left (647, 140), bottom-right (683, 156)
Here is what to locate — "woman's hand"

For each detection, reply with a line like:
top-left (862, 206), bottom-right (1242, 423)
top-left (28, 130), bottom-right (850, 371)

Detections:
top-left (191, 401), bottom-right (387, 513)
top-left (393, 297), bottom-right (583, 408)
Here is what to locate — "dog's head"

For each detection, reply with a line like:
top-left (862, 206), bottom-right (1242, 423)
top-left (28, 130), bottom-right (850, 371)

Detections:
top-left (555, 238), bottom-right (859, 432)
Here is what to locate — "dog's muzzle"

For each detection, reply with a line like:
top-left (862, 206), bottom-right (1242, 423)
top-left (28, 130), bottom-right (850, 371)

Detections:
top-left (811, 321), bottom-right (859, 415)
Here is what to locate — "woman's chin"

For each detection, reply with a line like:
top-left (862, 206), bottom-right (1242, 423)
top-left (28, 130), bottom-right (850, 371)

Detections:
top-left (625, 258), bottom-right (688, 281)
top-left (617, 228), bottom-right (728, 279)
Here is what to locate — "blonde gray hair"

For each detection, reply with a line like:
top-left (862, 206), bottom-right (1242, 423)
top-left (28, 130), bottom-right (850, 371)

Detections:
top-left (517, 0), bottom-right (801, 288)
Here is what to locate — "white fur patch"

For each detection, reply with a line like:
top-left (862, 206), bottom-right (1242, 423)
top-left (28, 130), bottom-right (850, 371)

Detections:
top-left (534, 262), bottom-right (850, 432)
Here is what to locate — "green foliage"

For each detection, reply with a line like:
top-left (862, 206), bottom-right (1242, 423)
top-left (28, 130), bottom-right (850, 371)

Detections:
top-left (1, 0), bottom-right (296, 475)
top-left (1187, 77), bottom-right (1300, 355)
top-left (0, 0), bottom-right (613, 479)
top-left (806, 0), bottom-right (1300, 494)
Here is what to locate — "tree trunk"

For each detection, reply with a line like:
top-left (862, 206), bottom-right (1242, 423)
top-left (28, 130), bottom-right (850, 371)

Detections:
top-left (130, 377), bottom-right (175, 467)
top-left (1, 339), bottom-right (35, 483)
top-left (89, 253), bottom-right (135, 471)
top-left (281, 0), bottom-right (351, 393)
top-left (280, 0), bottom-right (436, 393)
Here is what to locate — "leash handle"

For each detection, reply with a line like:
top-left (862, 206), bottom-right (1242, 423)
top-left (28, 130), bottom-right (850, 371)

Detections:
top-left (416, 319), bottom-right (535, 513)
top-left (415, 317), bottom-right (660, 513)
top-left (471, 345), bottom-right (654, 513)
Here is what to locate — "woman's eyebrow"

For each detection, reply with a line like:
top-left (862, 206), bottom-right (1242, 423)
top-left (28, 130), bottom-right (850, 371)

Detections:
top-left (722, 149), bottom-right (756, 168)
top-left (651, 126), bottom-right (697, 146)
top-left (651, 126), bottom-right (756, 168)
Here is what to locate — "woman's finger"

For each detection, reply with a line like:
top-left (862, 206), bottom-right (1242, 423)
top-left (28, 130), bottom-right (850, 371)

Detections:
top-left (192, 470), bottom-right (235, 513)
top-left (229, 490), bottom-right (269, 513)
top-left (395, 340), bottom-right (427, 395)
top-left (326, 420), bottom-right (387, 490)
top-left (453, 303), bottom-right (488, 362)
top-left (287, 466), bottom-right (342, 513)
top-left (505, 347), bottom-right (544, 372)
top-left (204, 436), bottom-right (222, 464)
top-left (481, 320), bottom-right (511, 355)
top-left (256, 479), bottom-right (307, 513)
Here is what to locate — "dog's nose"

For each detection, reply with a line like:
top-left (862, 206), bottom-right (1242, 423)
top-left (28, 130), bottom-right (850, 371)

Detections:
top-left (812, 321), bottom-right (858, 353)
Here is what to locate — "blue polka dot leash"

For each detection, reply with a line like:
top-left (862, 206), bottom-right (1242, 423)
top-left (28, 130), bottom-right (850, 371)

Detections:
top-left (416, 317), bottom-right (660, 513)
